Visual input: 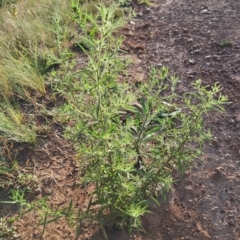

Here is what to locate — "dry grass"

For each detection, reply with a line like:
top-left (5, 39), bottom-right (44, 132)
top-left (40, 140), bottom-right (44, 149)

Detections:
top-left (0, 0), bottom-right (74, 143)
top-left (0, 0), bottom-right (75, 98)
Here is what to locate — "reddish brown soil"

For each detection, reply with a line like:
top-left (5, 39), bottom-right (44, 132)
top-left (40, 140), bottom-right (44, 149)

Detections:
top-left (1, 0), bottom-right (240, 239)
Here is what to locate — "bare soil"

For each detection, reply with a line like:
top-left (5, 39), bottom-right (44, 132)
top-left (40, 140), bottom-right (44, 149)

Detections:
top-left (1, 0), bottom-right (240, 239)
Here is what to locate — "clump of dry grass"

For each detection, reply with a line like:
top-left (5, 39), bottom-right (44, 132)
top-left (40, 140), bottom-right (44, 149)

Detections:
top-left (0, 0), bottom-right (75, 98)
top-left (0, 97), bottom-right (36, 143)
top-left (0, 0), bottom-right (75, 143)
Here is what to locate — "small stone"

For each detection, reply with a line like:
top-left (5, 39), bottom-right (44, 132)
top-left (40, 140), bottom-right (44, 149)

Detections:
top-left (228, 220), bottom-right (235, 227)
top-left (235, 114), bottom-right (240, 123)
top-left (225, 201), bottom-right (231, 207)
top-left (129, 21), bottom-right (135, 25)
top-left (210, 206), bottom-right (218, 211)
top-left (235, 123), bottom-right (240, 128)
top-left (193, 49), bottom-right (201, 54)
top-left (189, 59), bottom-right (196, 64)
top-left (213, 55), bottom-right (221, 60)
top-left (137, 12), bottom-right (143, 17)
top-left (204, 55), bottom-right (212, 59)
top-left (200, 9), bottom-right (208, 14)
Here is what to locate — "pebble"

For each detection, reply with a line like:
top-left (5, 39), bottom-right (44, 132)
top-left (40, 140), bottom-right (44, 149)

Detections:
top-left (225, 201), bottom-right (231, 207)
top-left (235, 123), bottom-right (240, 129)
top-left (156, 63), bottom-right (163, 67)
top-left (189, 59), bottom-right (196, 64)
top-left (204, 55), bottom-right (212, 59)
top-left (228, 220), bottom-right (235, 226)
top-left (193, 49), bottom-right (201, 54)
top-left (235, 114), bottom-right (240, 123)
top-left (200, 9), bottom-right (208, 14)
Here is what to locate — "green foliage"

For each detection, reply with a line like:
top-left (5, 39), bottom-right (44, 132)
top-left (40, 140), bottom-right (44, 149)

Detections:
top-left (137, 0), bottom-right (153, 6)
top-left (0, 217), bottom-right (19, 239)
top-left (56, 1), bottom-right (227, 232)
top-left (1, 189), bottom-right (93, 238)
top-left (0, 155), bottom-right (39, 193)
top-left (219, 39), bottom-right (232, 47)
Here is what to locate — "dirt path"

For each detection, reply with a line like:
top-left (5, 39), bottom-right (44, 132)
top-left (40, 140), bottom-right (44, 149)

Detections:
top-left (107, 0), bottom-right (240, 239)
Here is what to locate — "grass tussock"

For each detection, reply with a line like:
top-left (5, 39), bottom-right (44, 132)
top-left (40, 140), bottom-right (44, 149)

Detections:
top-left (0, 98), bottom-right (36, 143)
top-left (0, 0), bottom-right (75, 143)
top-left (0, 0), bottom-right (75, 99)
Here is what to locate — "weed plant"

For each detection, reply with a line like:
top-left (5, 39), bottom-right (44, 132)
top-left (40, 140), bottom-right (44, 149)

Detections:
top-left (57, 1), bottom-right (227, 233)
top-left (0, 217), bottom-right (18, 239)
top-left (219, 39), bottom-right (232, 47)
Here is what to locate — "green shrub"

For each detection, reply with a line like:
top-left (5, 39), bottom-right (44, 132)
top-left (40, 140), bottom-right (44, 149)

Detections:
top-left (57, 2), bottom-right (227, 232)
